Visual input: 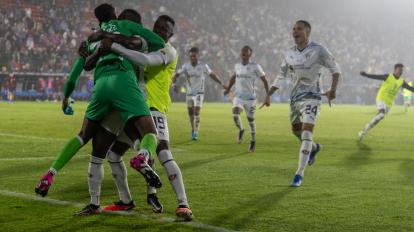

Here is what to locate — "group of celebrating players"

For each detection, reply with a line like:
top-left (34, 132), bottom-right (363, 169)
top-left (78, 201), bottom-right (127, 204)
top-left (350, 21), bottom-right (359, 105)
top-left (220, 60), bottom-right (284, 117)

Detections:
top-left (33, 2), bottom-right (414, 222)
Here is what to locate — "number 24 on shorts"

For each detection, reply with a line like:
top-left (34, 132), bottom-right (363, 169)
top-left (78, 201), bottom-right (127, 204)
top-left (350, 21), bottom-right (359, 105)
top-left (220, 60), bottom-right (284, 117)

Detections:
top-left (304, 105), bottom-right (318, 115)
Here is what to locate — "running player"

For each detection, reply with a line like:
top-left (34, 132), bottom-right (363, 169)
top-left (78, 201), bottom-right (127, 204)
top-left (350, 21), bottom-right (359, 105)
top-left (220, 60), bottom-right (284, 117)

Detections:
top-left (403, 80), bottom-right (413, 112)
top-left (261, 20), bottom-right (340, 187)
top-left (96, 15), bottom-right (193, 221)
top-left (358, 64), bottom-right (414, 140)
top-left (224, 45), bottom-right (269, 152)
top-left (35, 4), bottom-right (165, 211)
top-left (172, 47), bottom-right (226, 140)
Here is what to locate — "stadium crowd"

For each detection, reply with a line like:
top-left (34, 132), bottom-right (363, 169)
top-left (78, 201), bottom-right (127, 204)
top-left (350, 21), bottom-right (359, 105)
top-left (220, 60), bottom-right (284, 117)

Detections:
top-left (0, 0), bottom-right (411, 104)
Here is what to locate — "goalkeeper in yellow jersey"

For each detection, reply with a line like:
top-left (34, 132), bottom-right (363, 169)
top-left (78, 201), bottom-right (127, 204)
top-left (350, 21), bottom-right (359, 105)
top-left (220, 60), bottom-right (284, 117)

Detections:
top-left (358, 63), bottom-right (414, 141)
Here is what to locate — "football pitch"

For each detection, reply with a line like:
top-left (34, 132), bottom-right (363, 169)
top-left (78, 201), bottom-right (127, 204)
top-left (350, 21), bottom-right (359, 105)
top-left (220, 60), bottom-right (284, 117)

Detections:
top-left (1, 102), bottom-right (414, 232)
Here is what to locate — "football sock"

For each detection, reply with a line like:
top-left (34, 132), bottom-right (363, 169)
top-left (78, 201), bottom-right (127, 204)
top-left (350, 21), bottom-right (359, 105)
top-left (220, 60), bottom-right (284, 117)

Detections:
top-left (107, 151), bottom-right (132, 204)
top-left (364, 112), bottom-right (385, 133)
top-left (50, 135), bottom-right (84, 174)
top-left (233, 114), bottom-right (244, 130)
top-left (140, 133), bottom-right (157, 158)
top-left (147, 158), bottom-right (157, 195)
top-left (159, 149), bottom-right (188, 206)
top-left (88, 156), bottom-right (104, 206)
top-left (194, 115), bottom-right (200, 133)
top-left (293, 130), bottom-right (317, 151)
top-left (248, 120), bottom-right (256, 141)
top-left (295, 131), bottom-right (313, 177)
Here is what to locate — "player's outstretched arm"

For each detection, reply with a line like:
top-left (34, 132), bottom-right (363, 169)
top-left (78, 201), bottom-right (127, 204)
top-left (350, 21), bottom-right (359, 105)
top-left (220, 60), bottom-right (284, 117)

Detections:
top-left (260, 86), bottom-right (278, 109)
top-left (360, 71), bottom-right (388, 80)
top-left (321, 73), bottom-right (340, 107)
top-left (260, 75), bottom-right (269, 95)
top-left (209, 73), bottom-right (226, 89)
top-left (403, 81), bottom-right (414, 92)
top-left (224, 73), bottom-right (236, 95)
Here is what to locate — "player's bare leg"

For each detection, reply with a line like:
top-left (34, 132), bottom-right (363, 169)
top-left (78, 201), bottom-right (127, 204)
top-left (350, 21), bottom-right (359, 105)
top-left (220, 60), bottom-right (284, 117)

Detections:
top-left (192, 106), bottom-right (201, 140)
top-left (35, 118), bottom-right (100, 197)
top-left (232, 107), bottom-right (245, 144)
top-left (187, 106), bottom-right (195, 139)
top-left (127, 116), bottom-right (161, 189)
top-left (358, 109), bottom-right (386, 141)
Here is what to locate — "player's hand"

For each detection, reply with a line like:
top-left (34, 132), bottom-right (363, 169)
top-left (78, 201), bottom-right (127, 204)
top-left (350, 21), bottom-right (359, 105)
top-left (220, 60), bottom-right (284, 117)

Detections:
top-left (322, 89), bottom-right (336, 107)
top-left (221, 84), bottom-right (228, 89)
top-left (99, 38), bottom-right (113, 54)
top-left (259, 95), bottom-right (271, 109)
top-left (78, 41), bottom-right (89, 59)
top-left (172, 83), bottom-right (179, 93)
top-left (88, 30), bottom-right (105, 42)
top-left (360, 71), bottom-right (367, 76)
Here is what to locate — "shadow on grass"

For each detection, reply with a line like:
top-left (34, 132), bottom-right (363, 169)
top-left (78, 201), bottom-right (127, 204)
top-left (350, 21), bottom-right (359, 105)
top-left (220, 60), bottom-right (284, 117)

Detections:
top-left (179, 152), bottom-right (245, 171)
top-left (208, 187), bottom-right (294, 231)
top-left (343, 142), bottom-right (373, 169)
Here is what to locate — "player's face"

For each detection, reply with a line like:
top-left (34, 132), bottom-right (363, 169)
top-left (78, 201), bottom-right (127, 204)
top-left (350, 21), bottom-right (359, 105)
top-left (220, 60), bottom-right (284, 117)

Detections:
top-left (395, 67), bottom-right (403, 76)
top-left (153, 19), bottom-right (174, 41)
top-left (240, 48), bottom-right (251, 63)
top-left (189, 52), bottom-right (198, 64)
top-left (293, 22), bottom-right (309, 45)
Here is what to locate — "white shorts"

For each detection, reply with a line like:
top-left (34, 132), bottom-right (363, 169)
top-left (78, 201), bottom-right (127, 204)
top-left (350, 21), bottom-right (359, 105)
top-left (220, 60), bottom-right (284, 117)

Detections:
top-left (376, 100), bottom-right (390, 114)
top-left (186, 94), bottom-right (204, 108)
top-left (290, 99), bottom-right (321, 125)
top-left (233, 97), bottom-right (256, 119)
top-left (150, 110), bottom-right (170, 142)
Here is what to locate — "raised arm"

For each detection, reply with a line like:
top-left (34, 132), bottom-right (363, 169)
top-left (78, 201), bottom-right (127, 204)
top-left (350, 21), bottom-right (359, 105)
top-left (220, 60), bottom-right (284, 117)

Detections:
top-left (403, 81), bottom-right (414, 92)
top-left (360, 71), bottom-right (388, 81)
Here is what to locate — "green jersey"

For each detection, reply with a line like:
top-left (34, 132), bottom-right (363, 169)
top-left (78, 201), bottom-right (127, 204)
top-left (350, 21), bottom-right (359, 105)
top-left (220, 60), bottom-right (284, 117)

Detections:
top-left (376, 74), bottom-right (404, 107)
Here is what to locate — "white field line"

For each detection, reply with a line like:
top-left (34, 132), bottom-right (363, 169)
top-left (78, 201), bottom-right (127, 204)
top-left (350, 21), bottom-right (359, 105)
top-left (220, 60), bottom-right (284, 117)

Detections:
top-left (0, 189), bottom-right (239, 232)
top-left (0, 132), bottom-right (67, 141)
top-left (0, 155), bottom-right (89, 161)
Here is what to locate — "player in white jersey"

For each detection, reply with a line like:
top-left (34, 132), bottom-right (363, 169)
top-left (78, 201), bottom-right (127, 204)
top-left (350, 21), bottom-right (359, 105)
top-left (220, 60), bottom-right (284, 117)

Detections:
top-left (261, 20), bottom-right (340, 187)
top-left (224, 45), bottom-right (269, 152)
top-left (172, 47), bottom-right (226, 140)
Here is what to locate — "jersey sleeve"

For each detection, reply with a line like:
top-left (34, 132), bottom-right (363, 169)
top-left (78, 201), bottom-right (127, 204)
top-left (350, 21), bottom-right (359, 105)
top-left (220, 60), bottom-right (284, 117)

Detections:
top-left (63, 56), bottom-right (85, 97)
top-left (255, 64), bottom-right (266, 78)
top-left (204, 64), bottom-right (213, 75)
top-left (272, 57), bottom-right (288, 88)
top-left (122, 20), bottom-right (165, 52)
top-left (160, 46), bottom-right (177, 65)
top-left (319, 46), bottom-right (341, 74)
top-left (176, 64), bottom-right (187, 76)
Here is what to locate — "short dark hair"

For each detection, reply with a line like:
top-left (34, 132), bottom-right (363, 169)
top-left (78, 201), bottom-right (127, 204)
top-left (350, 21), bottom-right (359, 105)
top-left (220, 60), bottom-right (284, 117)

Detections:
top-left (189, 47), bottom-right (199, 54)
top-left (296, 20), bottom-right (311, 32)
top-left (242, 45), bottom-right (252, 53)
top-left (395, 63), bottom-right (404, 69)
top-left (94, 3), bottom-right (115, 23)
top-left (157, 15), bottom-right (175, 26)
top-left (118, 9), bottom-right (142, 24)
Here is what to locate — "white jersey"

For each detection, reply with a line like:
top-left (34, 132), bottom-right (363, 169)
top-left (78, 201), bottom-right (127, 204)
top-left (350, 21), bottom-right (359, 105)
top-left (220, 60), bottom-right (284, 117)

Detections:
top-left (272, 41), bottom-right (340, 103)
top-left (234, 62), bottom-right (265, 100)
top-left (176, 62), bottom-right (212, 96)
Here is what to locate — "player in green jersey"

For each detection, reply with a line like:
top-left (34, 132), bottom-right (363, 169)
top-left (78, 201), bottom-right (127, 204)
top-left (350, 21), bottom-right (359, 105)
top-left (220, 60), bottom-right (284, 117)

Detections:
top-left (35, 5), bottom-right (165, 214)
top-left (358, 63), bottom-right (414, 141)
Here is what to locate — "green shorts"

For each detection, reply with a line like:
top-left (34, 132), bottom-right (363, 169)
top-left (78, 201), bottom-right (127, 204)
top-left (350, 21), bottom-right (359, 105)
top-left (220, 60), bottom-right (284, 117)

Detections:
top-left (85, 65), bottom-right (150, 122)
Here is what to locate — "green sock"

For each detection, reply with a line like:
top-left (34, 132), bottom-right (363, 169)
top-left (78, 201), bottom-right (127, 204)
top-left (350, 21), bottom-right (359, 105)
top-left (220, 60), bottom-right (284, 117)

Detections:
top-left (140, 133), bottom-right (157, 157)
top-left (50, 136), bottom-right (83, 173)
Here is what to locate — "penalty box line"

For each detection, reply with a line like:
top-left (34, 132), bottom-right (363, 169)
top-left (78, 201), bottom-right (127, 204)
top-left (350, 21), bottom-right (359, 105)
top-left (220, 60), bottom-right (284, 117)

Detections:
top-left (0, 189), bottom-right (239, 232)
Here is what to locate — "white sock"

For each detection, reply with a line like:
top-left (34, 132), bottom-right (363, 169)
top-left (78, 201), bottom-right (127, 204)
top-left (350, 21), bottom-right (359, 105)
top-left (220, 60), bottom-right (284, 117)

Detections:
top-left (248, 120), bottom-right (256, 141)
top-left (189, 114), bottom-right (194, 131)
top-left (233, 114), bottom-right (243, 130)
top-left (88, 156), bottom-right (104, 206)
top-left (194, 115), bottom-right (201, 133)
top-left (147, 158), bottom-right (157, 195)
top-left (364, 112), bottom-right (385, 133)
top-left (295, 131), bottom-right (313, 177)
top-left (158, 149), bottom-right (188, 207)
top-left (107, 151), bottom-right (132, 204)
top-left (294, 130), bottom-right (317, 151)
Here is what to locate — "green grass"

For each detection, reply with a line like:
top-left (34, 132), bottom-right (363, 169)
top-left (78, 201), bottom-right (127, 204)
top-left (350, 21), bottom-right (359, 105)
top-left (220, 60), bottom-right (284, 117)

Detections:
top-left (1, 101), bottom-right (414, 232)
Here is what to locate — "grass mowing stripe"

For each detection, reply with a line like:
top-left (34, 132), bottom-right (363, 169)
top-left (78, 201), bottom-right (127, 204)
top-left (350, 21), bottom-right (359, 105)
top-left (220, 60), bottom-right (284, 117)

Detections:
top-left (0, 189), bottom-right (240, 232)
top-left (0, 132), bottom-right (67, 141)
